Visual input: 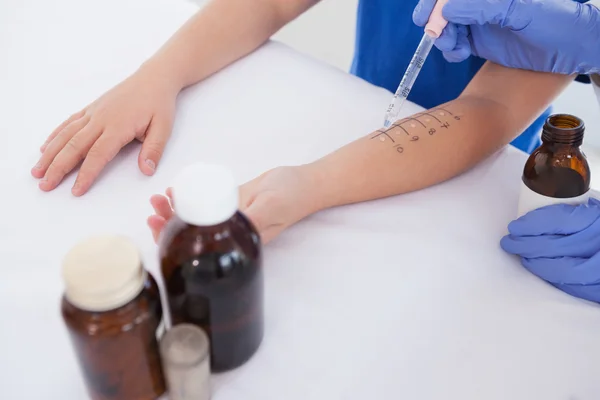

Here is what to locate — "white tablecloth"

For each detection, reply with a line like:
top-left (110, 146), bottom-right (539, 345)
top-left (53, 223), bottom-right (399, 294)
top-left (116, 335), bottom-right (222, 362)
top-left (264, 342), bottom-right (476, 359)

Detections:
top-left (2, 1), bottom-right (600, 399)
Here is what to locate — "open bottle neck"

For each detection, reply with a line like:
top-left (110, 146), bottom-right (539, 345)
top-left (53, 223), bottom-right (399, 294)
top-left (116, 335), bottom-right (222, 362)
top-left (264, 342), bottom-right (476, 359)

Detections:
top-left (541, 114), bottom-right (584, 147)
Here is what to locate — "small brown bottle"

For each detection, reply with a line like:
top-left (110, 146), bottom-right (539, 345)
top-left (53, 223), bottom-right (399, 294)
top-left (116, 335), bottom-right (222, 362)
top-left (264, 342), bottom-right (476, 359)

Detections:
top-left (61, 235), bottom-right (166, 400)
top-left (518, 113), bottom-right (591, 217)
top-left (160, 163), bottom-right (264, 373)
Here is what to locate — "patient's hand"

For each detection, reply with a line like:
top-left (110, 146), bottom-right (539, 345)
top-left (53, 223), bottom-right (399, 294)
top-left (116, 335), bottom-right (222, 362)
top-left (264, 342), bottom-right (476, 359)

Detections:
top-left (32, 65), bottom-right (179, 196)
top-left (148, 166), bottom-right (322, 245)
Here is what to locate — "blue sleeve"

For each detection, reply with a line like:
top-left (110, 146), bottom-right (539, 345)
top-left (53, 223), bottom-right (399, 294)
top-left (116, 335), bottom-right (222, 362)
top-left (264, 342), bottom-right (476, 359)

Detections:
top-left (575, 0), bottom-right (592, 84)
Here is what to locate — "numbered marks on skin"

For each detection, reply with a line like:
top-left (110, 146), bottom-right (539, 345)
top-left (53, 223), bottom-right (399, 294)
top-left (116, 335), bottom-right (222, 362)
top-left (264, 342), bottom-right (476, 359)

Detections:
top-left (371, 130), bottom-right (395, 143)
top-left (372, 110), bottom-right (463, 155)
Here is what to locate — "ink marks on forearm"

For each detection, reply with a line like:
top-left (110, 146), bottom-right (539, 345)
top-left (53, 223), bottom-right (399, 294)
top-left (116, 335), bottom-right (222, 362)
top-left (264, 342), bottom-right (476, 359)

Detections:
top-left (370, 108), bottom-right (462, 155)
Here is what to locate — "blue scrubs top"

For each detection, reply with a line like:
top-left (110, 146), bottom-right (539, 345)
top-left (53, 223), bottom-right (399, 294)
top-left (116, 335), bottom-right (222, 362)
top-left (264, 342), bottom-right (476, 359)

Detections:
top-left (350, 0), bottom-right (552, 154)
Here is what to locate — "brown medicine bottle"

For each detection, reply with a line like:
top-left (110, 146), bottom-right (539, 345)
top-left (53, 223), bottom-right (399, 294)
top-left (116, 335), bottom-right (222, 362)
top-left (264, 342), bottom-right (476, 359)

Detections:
top-left (61, 235), bottom-right (166, 400)
top-left (518, 113), bottom-right (591, 217)
top-left (160, 163), bottom-right (264, 373)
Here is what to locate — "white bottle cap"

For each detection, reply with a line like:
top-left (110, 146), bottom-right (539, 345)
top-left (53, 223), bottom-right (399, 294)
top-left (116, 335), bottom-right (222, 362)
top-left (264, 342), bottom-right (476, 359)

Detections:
top-left (171, 162), bottom-right (239, 226)
top-left (61, 235), bottom-right (147, 312)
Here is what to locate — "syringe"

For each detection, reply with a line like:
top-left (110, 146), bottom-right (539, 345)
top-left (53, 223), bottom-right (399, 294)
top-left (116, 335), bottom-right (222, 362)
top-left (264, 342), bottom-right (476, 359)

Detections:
top-left (383, 0), bottom-right (449, 128)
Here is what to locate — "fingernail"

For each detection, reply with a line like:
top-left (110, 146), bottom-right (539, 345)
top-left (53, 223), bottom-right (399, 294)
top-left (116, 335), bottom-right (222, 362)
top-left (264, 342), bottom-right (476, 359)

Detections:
top-left (33, 162), bottom-right (42, 169)
top-left (145, 159), bottom-right (156, 171)
top-left (40, 176), bottom-right (48, 182)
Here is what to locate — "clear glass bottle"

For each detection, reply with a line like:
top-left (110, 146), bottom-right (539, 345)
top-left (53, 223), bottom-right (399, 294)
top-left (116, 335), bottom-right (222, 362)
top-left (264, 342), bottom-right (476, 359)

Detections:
top-left (159, 163), bottom-right (264, 373)
top-left (518, 113), bottom-right (591, 217)
top-left (61, 235), bottom-right (166, 400)
top-left (160, 324), bottom-right (211, 400)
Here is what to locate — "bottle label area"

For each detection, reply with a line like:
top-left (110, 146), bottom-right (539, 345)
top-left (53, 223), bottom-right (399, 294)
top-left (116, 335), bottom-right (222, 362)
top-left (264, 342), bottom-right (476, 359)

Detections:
top-left (517, 181), bottom-right (590, 218)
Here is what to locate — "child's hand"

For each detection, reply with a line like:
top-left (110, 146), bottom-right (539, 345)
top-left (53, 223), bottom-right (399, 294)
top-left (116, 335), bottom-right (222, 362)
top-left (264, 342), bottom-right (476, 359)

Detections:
top-left (32, 66), bottom-right (180, 196)
top-left (148, 165), bottom-right (323, 245)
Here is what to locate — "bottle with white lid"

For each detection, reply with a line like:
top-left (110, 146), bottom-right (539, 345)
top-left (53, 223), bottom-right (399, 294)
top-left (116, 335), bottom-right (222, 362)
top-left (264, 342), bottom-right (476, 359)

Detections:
top-left (159, 162), bottom-right (264, 373)
top-left (61, 235), bottom-right (166, 400)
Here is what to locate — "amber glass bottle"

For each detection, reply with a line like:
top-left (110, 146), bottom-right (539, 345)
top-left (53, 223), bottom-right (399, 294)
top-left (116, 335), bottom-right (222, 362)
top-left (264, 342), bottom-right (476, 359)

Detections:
top-left (61, 235), bottom-right (166, 400)
top-left (518, 114), bottom-right (591, 217)
top-left (160, 163), bottom-right (264, 373)
top-left (592, 74), bottom-right (600, 88)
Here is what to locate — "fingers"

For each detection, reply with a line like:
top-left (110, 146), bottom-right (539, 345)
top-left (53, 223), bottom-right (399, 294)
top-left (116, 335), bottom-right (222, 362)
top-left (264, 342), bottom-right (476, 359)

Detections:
top-left (150, 194), bottom-right (174, 220)
top-left (412, 0), bottom-right (438, 27)
top-left (138, 115), bottom-right (173, 176)
top-left (37, 123), bottom-right (102, 192)
top-left (553, 280), bottom-right (600, 303)
top-left (442, 25), bottom-right (472, 62)
top-left (147, 215), bottom-right (167, 244)
top-left (500, 215), bottom-right (600, 259)
top-left (147, 192), bottom-right (175, 243)
top-left (501, 232), bottom-right (600, 260)
top-left (242, 194), bottom-right (284, 242)
top-left (442, 0), bottom-right (489, 25)
top-left (242, 203), bottom-right (278, 245)
top-left (239, 178), bottom-right (260, 209)
top-left (71, 131), bottom-right (127, 196)
top-left (520, 255), bottom-right (600, 286)
top-left (41, 110), bottom-right (86, 153)
top-left (508, 202), bottom-right (600, 237)
top-left (435, 22), bottom-right (458, 53)
top-left (32, 114), bottom-right (92, 180)
top-left (243, 201), bottom-right (268, 235)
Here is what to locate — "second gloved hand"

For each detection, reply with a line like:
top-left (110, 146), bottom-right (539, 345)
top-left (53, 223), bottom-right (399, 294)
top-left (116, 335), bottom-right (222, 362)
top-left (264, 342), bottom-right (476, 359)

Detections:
top-left (413, 0), bottom-right (600, 75)
top-left (501, 198), bottom-right (600, 303)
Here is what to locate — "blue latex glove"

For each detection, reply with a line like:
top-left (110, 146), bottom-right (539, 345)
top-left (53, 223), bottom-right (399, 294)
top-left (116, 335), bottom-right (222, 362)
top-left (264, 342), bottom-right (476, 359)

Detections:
top-left (500, 198), bottom-right (600, 303)
top-left (413, 0), bottom-right (600, 75)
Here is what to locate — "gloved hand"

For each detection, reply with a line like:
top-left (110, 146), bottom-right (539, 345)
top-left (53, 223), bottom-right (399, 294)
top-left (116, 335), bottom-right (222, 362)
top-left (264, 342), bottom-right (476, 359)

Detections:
top-left (500, 198), bottom-right (600, 303)
top-left (413, 0), bottom-right (600, 75)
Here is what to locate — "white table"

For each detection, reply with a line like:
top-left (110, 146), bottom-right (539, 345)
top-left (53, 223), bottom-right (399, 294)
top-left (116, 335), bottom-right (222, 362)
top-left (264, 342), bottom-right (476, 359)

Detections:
top-left (2, 1), bottom-right (600, 399)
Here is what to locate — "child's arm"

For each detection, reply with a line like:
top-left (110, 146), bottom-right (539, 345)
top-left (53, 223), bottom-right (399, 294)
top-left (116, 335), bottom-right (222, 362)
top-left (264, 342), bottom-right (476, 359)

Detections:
top-left (145, 0), bottom-right (321, 90)
top-left (34, 0), bottom-right (319, 196)
top-left (148, 63), bottom-right (573, 243)
top-left (304, 62), bottom-right (574, 210)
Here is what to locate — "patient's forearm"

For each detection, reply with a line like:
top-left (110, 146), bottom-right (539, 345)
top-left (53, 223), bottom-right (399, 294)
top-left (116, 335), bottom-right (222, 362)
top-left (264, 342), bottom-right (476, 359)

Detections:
top-left (307, 97), bottom-right (510, 208)
top-left (142, 0), bottom-right (318, 90)
top-left (306, 63), bottom-right (573, 210)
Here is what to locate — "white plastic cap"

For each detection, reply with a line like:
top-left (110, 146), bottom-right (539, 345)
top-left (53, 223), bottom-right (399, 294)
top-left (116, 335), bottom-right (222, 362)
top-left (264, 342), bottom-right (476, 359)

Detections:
top-left (61, 235), bottom-right (147, 312)
top-left (171, 163), bottom-right (239, 226)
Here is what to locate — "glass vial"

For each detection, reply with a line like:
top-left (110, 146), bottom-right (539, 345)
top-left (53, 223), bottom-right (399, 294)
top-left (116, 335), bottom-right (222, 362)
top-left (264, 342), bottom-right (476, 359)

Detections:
top-left (518, 114), bottom-right (591, 217)
top-left (159, 163), bottom-right (264, 373)
top-left (61, 235), bottom-right (166, 400)
top-left (160, 324), bottom-right (211, 400)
